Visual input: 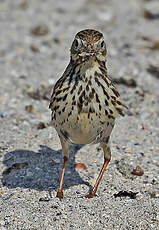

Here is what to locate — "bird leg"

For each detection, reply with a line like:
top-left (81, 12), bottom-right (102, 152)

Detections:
top-left (85, 143), bottom-right (111, 198)
top-left (56, 156), bottom-right (68, 200)
top-left (56, 140), bottom-right (69, 200)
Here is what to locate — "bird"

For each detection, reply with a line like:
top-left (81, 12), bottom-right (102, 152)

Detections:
top-left (49, 29), bottom-right (127, 199)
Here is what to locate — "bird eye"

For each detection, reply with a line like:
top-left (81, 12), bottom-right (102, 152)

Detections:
top-left (101, 41), bottom-right (105, 48)
top-left (74, 39), bottom-right (79, 48)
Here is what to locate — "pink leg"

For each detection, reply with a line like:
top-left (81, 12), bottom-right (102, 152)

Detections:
top-left (85, 158), bottom-right (110, 198)
top-left (56, 156), bottom-right (68, 200)
top-left (85, 143), bottom-right (111, 198)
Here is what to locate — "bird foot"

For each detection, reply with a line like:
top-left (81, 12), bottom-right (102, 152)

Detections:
top-left (85, 192), bottom-right (96, 199)
top-left (56, 190), bottom-right (63, 200)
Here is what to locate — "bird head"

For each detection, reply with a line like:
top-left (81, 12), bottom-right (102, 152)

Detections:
top-left (70, 29), bottom-right (107, 65)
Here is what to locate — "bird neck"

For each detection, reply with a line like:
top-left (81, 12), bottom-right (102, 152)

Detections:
top-left (70, 58), bottom-right (107, 73)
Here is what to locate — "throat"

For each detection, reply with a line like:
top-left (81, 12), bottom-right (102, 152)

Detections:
top-left (80, 60), bottom-right (100, 75)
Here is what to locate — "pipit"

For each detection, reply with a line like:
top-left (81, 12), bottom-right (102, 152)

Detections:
top-left (49, 29), bottom-right (127, 199)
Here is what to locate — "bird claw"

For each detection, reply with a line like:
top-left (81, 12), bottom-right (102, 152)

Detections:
top-left (56, 190), bottom-right (64, 200)
top-left (85, 192), bottom-right (96, 198)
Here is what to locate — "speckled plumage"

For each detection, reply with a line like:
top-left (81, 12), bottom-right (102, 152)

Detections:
top-left (49, 29), bottom-right (127, 199)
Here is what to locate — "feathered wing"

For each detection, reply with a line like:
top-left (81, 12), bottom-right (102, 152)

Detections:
top-left (109, 83), bottom-right (128, 117)
top-left (49, 63), bottom-right (72, 111)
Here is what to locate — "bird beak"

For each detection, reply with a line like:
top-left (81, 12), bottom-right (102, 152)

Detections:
top-left (78, 51), bottom-right (95, 62)
top-left (79, 52), bottom-right (94, 57)
top-left (79, 44), bottom-right (96, 57)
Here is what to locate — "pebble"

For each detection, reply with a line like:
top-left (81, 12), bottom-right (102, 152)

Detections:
top-left (30, 24), bottom-right (49, 36)
top-left (0, 112), bottom-right (7, 118)
top-left (25, 105), bottom-right (34, 113)
top-left (131, 166), bottom-right (144, 176)
top-left (0, 220), bottom-right (5, 226)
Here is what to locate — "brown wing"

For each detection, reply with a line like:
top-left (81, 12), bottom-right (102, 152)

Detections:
top-left (49, 77), bottom-right (64, 111)
top-left (109, 83), bottom-right (128, 116)
top-left (49, 63), bottom-right (72, 111)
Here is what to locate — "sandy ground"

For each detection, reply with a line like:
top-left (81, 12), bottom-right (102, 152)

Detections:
top-left (0, 0), bottom-right (159, 229)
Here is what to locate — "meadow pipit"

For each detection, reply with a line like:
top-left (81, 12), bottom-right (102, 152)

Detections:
top-left (49, 29), bottom-right (127, 199)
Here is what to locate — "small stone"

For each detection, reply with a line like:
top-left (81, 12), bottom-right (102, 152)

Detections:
top-left (30, 24), bottom-right (49, 36)
top-left (25, 84), bottom-right (52, 101)
top-left (74, 163), bottom-right (87, 170)
top-left (0, 220), bottom-right (5, 226)
top-left (131, 166), bottom-right (144, 176)
top-left (147, 64), bottom-right (159, 79)
top-left (30, 45), bottom-right (40, 53)
top-left (114, 191), bottom-right (138, 199)
top-left (53, 37), bottom-right (61, 44)
top-left (19, 75), bottom-right (27, 79)
top-left (149, 191), bottom-right (158, 198)
top-left (143, 9), bottom-right (159, 20)
top-left (0, 112), bottom-right (7, 118)
top-left (39, 197), bottom-right (50, 202)
top-left (37, 122), bottom-right (46, 129)
top-left (25, 105), bottom-right (34, 113)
